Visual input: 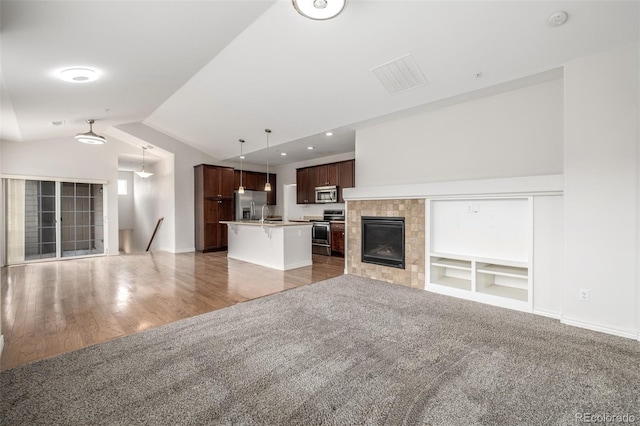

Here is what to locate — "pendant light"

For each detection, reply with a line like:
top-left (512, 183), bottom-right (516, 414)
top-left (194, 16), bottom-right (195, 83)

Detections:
top-left (264, 129), bottom-right (271, 192)
top-left (292, 0), bottom-right (347, 20)
top-left (75, 119), bottom-right (106, 144)
top-left (135, 146), bottom-right (153, 179)
top-left (238, 139), bottom-right (245, 194)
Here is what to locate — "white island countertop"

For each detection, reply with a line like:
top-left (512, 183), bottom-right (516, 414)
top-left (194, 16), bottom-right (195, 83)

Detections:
top-left (220, 220), bottom-right (313, 227)
top-left (221, 221), bottom-right (313, 271)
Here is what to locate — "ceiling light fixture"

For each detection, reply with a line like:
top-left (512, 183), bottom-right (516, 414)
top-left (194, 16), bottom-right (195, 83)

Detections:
top-left (135, 146), bottom-right (153, 179)
top-left (325, 132), bottom-right (333, 136)
top-left (547, 11), bottom-right (568, 27)
top-left (281, 152), bottom-right (287, 156)
top-left (292, 0), bottom-right (347, 20)
top-left (59, 67), bottom-right (99, 83)
top-left (264, 129), bottom-right (272, 192)
top-left (75, 119), bottom-right (106, 144)
top-left (238, 139), bottom-right (245, 194)
top-left (308, 146), bottom-right (315, 150)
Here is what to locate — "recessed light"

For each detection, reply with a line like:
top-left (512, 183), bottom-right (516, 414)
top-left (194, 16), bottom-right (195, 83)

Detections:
top-left (325, 132), bottom-right (333, 136)
top-left (51, 120), bottom-right (65, 127)
top-left (281, 152), bottom-right (287, 156)
top-left (240, 155), bottom-right (245, 159)
top-left (59, 67), bottom-right (99, 83)
top-left (308, 146), bottom-right (315, 150)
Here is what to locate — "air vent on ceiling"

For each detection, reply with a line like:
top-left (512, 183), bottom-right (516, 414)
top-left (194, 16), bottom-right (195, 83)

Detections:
top-left (371, 54), bottom-right (428, 95)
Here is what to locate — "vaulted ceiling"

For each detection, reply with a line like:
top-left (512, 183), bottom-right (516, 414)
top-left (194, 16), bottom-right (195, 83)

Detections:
top-left (1, 1), bottom-right (638, 166)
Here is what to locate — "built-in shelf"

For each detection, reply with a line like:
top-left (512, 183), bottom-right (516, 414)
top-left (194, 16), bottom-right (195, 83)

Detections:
top-left (428, 254), bottom-right (531, 309)
top-left (430, 256), bottom-right (472, 291)
top-left (477, 264), bottom-right (527, 278)
top-left (426, 197), bottom-right (533, 312)
top-left (430, 258), bottom-right (472, 271)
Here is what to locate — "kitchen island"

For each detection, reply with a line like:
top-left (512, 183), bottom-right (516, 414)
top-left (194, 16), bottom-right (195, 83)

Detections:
top-left (221, 221), bottom-right (313, 270)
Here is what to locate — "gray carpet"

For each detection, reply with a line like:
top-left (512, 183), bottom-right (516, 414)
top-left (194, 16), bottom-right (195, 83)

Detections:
top-left (1, 275), bottom-right (639, 425)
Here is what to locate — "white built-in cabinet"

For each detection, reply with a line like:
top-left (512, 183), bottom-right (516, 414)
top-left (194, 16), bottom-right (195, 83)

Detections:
top-left (426, 197), bottom-right (534, 312)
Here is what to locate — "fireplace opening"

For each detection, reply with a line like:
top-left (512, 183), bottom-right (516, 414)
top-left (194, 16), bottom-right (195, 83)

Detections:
top-left (361, 216), bottom-right (405, 269)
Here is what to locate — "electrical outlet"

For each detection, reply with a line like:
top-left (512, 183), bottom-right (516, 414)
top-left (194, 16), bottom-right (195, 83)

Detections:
top-left (579, 289), bottom-right (590, 301)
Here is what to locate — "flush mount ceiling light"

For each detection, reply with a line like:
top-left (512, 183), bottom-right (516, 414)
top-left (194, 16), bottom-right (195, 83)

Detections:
top-left (547, 11), bottom-right (568, 27)
top-left (75, 119), bottom-right (106, 144)
top-left (135, 146), bottom-right (153, 179)
top-left (59, 67), bottom-right (99, 83)
top-left (292, 0), bottom-right (347, 20)
top-left (264, 129), bottom-right (272, 192)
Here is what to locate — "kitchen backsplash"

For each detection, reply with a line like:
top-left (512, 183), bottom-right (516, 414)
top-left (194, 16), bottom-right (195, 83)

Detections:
top-left (286, 202), bottom-right (345, 221)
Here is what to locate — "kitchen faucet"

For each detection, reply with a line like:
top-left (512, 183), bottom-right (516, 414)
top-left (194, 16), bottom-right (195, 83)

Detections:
top-left (260, 204), bottom-right (270, 223)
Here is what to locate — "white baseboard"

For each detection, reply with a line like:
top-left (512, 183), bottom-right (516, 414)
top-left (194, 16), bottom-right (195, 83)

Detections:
top-left (561, 318), bottom-right (637, 340)
top-left (533, 309), bottom-right (561, 320)
top-left (173, 248), bottom-right (195, 254)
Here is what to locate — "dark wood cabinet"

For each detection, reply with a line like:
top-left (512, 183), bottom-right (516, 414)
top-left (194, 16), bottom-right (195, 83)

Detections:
top-left (296, 168), bottom-right (313, 204)
top-left (312, 165), bottom-right (328, 188)
top-left (233, 169), bottom-right (276, 205)
top-left (195, 164), bottom-right (235, 252)
top-left (337, 160), bottom-right (355, 202)
top-left (327, 163), bottom-right (340, 186)
top-left (202, 165), bottom-right (234, 199)
top-left (296, 159), bottom-right (355, 204)
top-left (331, 222), bottom-right (345, 256)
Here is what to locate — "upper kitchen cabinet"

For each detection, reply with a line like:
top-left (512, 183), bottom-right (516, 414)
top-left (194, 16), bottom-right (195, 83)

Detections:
top-left (198, 164), bottom-right (234, 199)
top-left (337, 160), bottom-right (354, 202)
top-left (296, 159), bottom-right (355, 204)
top-left (233, 169), bottom-right (277, 205)
top-left (234, 170), bottom-right (259, 192)
top-left (296, 168), bottom-right (313, 204)
top-left (256, 172), bottom-right (277, 205)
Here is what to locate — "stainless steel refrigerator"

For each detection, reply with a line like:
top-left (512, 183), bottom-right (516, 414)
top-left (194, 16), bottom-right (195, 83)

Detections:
top-left (234, 190), bottom-right (268, 221)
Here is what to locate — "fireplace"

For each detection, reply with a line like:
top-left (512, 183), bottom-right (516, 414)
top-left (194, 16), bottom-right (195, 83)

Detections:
top-left (361, 216), bottom-right (405, 269)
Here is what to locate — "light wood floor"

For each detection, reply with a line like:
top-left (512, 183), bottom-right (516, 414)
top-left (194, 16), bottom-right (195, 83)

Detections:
top-left (0, 251), bottom-right (345, 371)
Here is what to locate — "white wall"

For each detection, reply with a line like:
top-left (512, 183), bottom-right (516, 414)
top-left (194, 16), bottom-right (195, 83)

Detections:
top-left (0, 137), bottom-right (119, 256)
top-left (0, 139), bottom-right (3, 350)
top-left (563, 43), bottom-right (639, 338)
top-left (132, 155), bottom-right (175, 252)
top-left (273, 151), bottom-right (354, 219)
top-left (353, 44), bottom-right (640, 339)
top-left (355, 79), bottom-right (563, 187)
top-left (533, 195), bottom-right (564, 318)
top-left (118, 171), bottom-right (134, 229)
top-left (115, 123), bottom-right (219, 252)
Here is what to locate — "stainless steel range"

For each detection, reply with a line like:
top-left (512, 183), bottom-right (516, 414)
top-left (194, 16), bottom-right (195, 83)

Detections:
top-left (312, 209), bottom-right (345, 256)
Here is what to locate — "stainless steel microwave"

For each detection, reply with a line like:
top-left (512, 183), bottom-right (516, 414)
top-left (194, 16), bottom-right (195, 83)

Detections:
top-left (315, 186), bottom-right (338, 203)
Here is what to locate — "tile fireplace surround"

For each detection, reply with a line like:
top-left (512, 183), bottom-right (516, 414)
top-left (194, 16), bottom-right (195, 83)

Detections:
top-left (346, 199), bottom-right (425, 289)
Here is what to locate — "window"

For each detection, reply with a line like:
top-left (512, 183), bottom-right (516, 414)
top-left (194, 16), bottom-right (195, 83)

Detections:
top-left (118, 179), bottom-right (128, 195)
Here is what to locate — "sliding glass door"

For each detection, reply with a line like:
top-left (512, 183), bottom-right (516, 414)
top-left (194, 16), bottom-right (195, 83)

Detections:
top-left (61, 182), bottom-right (104, 257)
top-left (25, 180), bottom-right (57, 261)
top-left (4, 178), bottom-right (105, 265)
